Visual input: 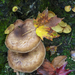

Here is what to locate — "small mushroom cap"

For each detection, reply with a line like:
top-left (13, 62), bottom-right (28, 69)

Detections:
top-left (72, 7), bottom-right (75, 12)
top-left (7, 41), bottom-right (46, 73)
top-left (51, 24), bottom-right (63, 32)
top-left (64, 5), bottom-right (71, 12)
top-left (63, 25), bottom-right (71, 33)
top-left (4, 24), bottom-right (15, 34)
top-left (48, 11), bottom-right (55, 18)
top-left (5, 19), bottom-right (41, 53)
top-left (59, 21), bottom-right (67, 27)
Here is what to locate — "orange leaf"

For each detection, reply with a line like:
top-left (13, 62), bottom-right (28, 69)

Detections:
top-left (37, 59), bottom-right (56, 75)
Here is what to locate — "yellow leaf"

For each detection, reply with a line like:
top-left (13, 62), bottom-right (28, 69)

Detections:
top-left (36, 26), bottom-right (60, 41)
top-left (4, 24), bottom-right (15, 34)
top-left (36, 26), bottom-right (49, 40)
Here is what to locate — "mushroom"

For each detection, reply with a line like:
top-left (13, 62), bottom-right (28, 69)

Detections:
top-left (63, 25), bottom-right (71, 33)
top-left (51, 24), bottom-right (63, 33)
top-left (5, 19), bottom-right (41, 53)
top-left (59, 21), bottom-right (67, 27)
top-left (7, 41), bottom-right (46, 73)
top-left (72, 7), bottom-right (75, 12)
top-left (64, 5), bottom-right (71, 12)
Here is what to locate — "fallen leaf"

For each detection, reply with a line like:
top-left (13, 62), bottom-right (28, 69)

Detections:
top-left (46, 46), bottom-right (57, 55)
top-left (53, 63), bottom-right (74, 75)
top-left (34, 8), bottom-right (62, 28)
top-left (52, 56), bottom-right (67, 69)
top-left (45, 15), bottom-right (63, 28)
top-left (37, 59), bottom-right (56, 75)
top-left (36, 26), bottom-right (60, 41)
top-left (36, 26), bottom-right (50, 40)
top-left (4, 24), bottom-right (15, 34)
top-left (33, 8), bottom-right (62, 41)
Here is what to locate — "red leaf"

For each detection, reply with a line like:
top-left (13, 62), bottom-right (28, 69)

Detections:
top-left (53, 63), bottom-right (74, 75)
top-left (37, 59), bottom-right (56, 75)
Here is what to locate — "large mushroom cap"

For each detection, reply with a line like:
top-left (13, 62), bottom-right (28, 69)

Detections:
top-left (5, 19), bottom-right (41, 53)
top-left (7, 41), bottom-right (46, 73)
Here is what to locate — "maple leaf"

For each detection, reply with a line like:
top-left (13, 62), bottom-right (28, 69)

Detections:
top-left (37, 59), bottom-right (74, 75)
top-left (33, 8), bottom-right (62, 41)
top-left (36, 26), bottom-right (60, 40)
top-left (53, 63), bottom-right (74, 75)
top-left (34, 8), bottom-right (62, 28)
top-left (36, 26), bottom-right (50, 40)
top-left (37, 59), bottom-right (56, 75)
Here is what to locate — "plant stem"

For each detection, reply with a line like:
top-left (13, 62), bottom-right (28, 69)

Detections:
top-left (19, 72), bottom-right (25, 75)
top-left (16, 72), bottom-right (19, 75)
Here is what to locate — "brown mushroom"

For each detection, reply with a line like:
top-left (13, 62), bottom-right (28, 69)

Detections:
top-left (5, 19), bottom-right (41, 53)
top-left (7, 41), bottom-right (46, 73)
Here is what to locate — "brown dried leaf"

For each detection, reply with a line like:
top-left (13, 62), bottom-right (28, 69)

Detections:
top-left (45, 15), bottom-right (63, 27)
top-left (46, 46), bottom-right (57, 55)
top-left (52, 56), bottom-right (67, 69)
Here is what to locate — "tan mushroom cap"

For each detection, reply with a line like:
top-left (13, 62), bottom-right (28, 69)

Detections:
top-left (7, 41), bottom-right (46, 73)
top-left (5, 19), bottom-right (41, 53)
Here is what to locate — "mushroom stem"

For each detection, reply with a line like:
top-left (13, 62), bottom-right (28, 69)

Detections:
top-left (19, 72), bottom-right (25, 75)
top-left (16, 72), bottom-right (19, 75)
top-left (22, 28), bottom-right (35, 36)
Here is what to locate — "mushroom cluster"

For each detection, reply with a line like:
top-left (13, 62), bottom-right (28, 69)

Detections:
top-left (5, 19), bottom-right (46, 74)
